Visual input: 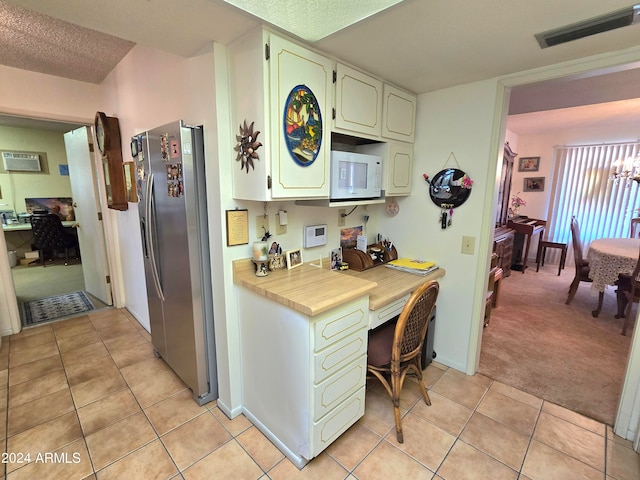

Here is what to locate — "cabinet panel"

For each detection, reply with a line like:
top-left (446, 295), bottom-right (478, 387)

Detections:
top-left (270, 35), bottom-right (333, 198)
top-left (386, 142), bottom-right (413, 195)
top-left (312, 387), bottom-right (365, 457)
top-left (369, 294), bottom-right (408, 330)
top-left (334, 63), bottom-right (382, 137)
top-left (382, 84), bottom-right (416, 142)
top-left (313, 297), bottom-right (369, 351)
top-left (314, 332), bottom-right (366, 384)
top-left (313, 357), bottom-right (366, 421)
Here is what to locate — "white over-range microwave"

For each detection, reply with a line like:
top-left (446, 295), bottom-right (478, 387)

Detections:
top-left (330, 151), bottom-right (382, 201)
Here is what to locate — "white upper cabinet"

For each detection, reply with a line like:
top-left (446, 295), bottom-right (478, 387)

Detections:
top-left (359, 141), bottom-right (414, 196)
top-left (334, 63), bottom-right (383, 139)
top-left (382, 84), bottom-right (416, 143)
top-left (228, 28), bottom-right (332, 201)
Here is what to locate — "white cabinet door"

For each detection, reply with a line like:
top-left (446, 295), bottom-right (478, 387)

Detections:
top-left (382, 84), bottom-right (416, 143)
top-left (334, 63), bottom-right (382, 138)
top-left (269, 35), bottom-right (333, 198)
top-left (386, 142), bottom-right (414, 195)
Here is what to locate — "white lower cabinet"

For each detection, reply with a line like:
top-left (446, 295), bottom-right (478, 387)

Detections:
top-left (238, 290), bottom-right (369, 468)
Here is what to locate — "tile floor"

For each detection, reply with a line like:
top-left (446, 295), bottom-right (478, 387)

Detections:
top-left (0, 307), bottom-right (639, 479)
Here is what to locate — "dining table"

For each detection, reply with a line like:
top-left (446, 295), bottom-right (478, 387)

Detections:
top-left (587, 237), bottom-right (640, 317)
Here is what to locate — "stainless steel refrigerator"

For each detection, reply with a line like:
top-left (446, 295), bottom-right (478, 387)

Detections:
top-left (134, 120), bottom-right (217, 405)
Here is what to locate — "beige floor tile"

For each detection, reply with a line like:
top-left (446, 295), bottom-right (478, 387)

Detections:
top-left (359, 387), bottom-right (406, 438)
top-left (0, 367), bottom-right (8, 388)
top-left (108, 341), bottom-right (157, 369)
top-left (65, 354), bottom-right (119, 387)
top-left (70, 370), bottom-right (127, 408)
top-left (161, 411), bottom-right (232, 470)
top-left (268, 453), bottom-right (350, 479)
top-left (352, 440), bottom-right (433, 480)
top-left (129, 370), bottom-right (186, 408)
top-left (182, 440), bottom-right (262, 480)
top-left (56, 331), bottom-right (102, 353)
top-left (410, 390), bottom-right (473, 436)
top-left (8, 369), bottom-right (68, 408)
top-left (9, 323), bottom-right (52, 340)
top-left (8, 330), bottom-right (56, 352)
top-left (430, 369), bottom-right (488, 410)
top-left (607, 425), bottom-right (634, 448)
top-left (606, 438), bottom-right (640, 480)
top-left (209, 407), bottom-right (253, 437)
top-left (9, 342), bottom-right (59, 368)
top-left (236, 426), bottom-right (285, 472)
top-left (6, 411), bottom-right (83, 473)
top-left (521, 440), bottom-right (602, 480)
top-left (5, 438), bottom-right (93, 480)
top-left (95, 439), bottom-right (177, 480)
top-left (422, 363), bottom-right (448, 388)
top-left (476, 389), bottom-right (540, 436)
top-left (90, 311), bottom-right (130, 331)
top-left (145, 389), bottom-right (209, 436)
top-left (438, 440), bottom-right (518, 480)
top-left (52, 315), bottom-right (92, 331)
top-left (489, 381), bottom-right (543, 410)
top-left (103, 331), bottom-right (148, 352)
top-left (60, 341), bottom-right (110, 368)
top-left (8, 354), bottom-right (64, 386)
top-left (77, 389), bottom-right (141, 436)
top-left (53, 319), bottom-right (97, 341)
top-left (0, 385), bottom-right (6, 411)
top-left (459, 412), bottom-right (529, 471)
top-left (85, 411), bottom-right (157, 471)
top-left (119, 357), bottom-right (172, 388)
top-left (96, 322), bottom-right (139, 342)
top-left (325, 422), bottom-right (381, 471)
top-left (533, 412), bottom-right (604, 472)
top-left (542, 401), bottom-right (606, 436)
top-left (386, 411), bottom-right (456, 472)
top-left (8, 388), bottom-right (75, 437)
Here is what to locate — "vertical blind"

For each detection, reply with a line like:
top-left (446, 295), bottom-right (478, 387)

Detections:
top-left (546, 142), bottom-right (640, 254)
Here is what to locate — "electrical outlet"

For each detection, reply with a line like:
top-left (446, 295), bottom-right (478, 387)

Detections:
top-left (256, 215), bottom-right (269, 239)
top-left (338, 209), bottom-right (346, 227)
top-left (461, 236), bottom-right (475, 255)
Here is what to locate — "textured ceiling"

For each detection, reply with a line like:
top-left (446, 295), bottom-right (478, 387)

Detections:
top-left (2, 0), bottom-right (640, 134)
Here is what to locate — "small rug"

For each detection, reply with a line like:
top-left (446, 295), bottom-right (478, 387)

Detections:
top-left (22, 291), bottom-right (95, 325)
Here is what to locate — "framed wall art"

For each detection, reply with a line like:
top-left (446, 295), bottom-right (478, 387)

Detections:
top-left (518, 156), bottom-right (540, 172)
top-left (524, 177), bottom-right (545, 192)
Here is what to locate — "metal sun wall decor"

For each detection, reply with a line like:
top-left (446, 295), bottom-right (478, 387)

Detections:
top-left (234, 120), bottom-right (263, 173)
top-left (423, 152), bottom-right (473, 229)
top-left (283, 84), bottom-right (322, 167)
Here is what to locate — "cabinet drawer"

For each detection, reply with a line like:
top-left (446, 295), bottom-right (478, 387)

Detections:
top-left (313, 356), bottom-right (366, 421)
top-left (313, 297), bottom-right (369, 352)
top-left (314, 331), bottom-right (367, 384)
top-left (312, 386), bottom-right (365, 457)
top-left (369, 294), bottom-right (409, 330)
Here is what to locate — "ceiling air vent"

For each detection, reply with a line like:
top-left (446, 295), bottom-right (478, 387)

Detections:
top-left (535, 5), bottom-right (640, 49)
top-left (2, 152), bottom-right (41, 172)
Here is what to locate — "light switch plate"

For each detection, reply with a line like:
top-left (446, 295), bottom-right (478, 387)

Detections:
top-left (461, 236), bottom-right (475, 255)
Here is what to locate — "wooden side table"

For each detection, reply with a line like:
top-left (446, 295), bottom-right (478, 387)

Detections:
top-left (536, 240), bottom-right (568, 276)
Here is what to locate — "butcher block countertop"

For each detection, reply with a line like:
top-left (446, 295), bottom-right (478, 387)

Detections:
top-left (233, 258), bottom-right (446, 317)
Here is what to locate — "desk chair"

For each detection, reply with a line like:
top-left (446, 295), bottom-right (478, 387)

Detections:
top-left (30, 214), bottom-right (78, 266)
top-left (566, 216), bottom-right (592, 304)
top-left (366, 280), bottom-right (439, 443)
top-left (615, 247), bottom-right (640, 336)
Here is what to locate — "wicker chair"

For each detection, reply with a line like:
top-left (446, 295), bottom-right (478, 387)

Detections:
top-left (631, 217), bottom-right (640, 238)
top-left (566, 216), bottom-right (592, 304)
top-left (615, 246), bottom-right (640, 335)
top-left (30, 214), bottom-right (78, 266)
top-left (366, 280), bottom-right (439, 443)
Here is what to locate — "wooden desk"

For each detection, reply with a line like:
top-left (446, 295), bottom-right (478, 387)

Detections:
top-left (2, 221), bottom-right (77, 258)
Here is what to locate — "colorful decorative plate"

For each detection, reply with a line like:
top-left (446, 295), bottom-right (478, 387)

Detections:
top-left (283, 85), bottom-right (322, 167)
top-left (428, 168), bottom-right (472, 208)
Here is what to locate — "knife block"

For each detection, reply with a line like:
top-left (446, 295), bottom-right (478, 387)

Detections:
top-left (341, 243), bottom-right (398, 271)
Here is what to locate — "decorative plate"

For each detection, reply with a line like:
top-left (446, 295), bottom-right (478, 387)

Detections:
top-left (428, 168), bottom-right (472, 208)
top-left (283, 85), bottom-right (322, 167)
top-left (386, 200), bottom-right (400, 217)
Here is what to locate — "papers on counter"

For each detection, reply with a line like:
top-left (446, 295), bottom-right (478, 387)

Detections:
top-left (386, 258), bottom-right (439, 275)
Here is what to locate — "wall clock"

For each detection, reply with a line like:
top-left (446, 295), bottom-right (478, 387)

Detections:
top-left (95, 111), bottom-right (128, 211)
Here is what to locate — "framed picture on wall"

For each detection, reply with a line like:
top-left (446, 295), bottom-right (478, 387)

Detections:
top-left (524, 177), bottom-right (545, 192)
top-left (518, 156), bottom-right (540, 172)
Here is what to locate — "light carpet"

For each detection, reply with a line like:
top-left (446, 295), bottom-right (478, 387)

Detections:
top-left (478, 264), bottom-right (633, 426)
top-left (22, 291), bottom-right (95, 325)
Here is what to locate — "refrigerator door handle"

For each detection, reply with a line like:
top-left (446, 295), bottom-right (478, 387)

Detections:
top-left (146, 173), bottom-right (165, 301)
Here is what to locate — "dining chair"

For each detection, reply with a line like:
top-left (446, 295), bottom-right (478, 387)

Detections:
top-left (566, 216), bottom-right (592, 304)
top-left (30, 214), bottom-right (78, 266)
top-left (615, 247), bottom-right (640, 335)
top-left (366, 280), bottom-right (439, 443)
top-left (630, 217), bottom-right (640, 238)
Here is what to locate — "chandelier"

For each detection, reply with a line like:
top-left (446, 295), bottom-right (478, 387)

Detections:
top-left (609, 154), bottom-right (640, 185)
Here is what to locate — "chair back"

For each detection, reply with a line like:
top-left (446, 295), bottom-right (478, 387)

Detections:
top-left (570, 216), bottom-right (585, 269)
top-left (30, 214), bottom-right (73, 249)
top-left (631, 217), bottom-right (640, 238)
top-left (393, 281), bottom-right (439, 364)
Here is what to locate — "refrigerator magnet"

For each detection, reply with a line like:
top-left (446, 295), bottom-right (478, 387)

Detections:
top-left (171, 140), bottom-right (180, 158)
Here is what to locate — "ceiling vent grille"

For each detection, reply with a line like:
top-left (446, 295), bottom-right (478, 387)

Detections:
top-left (2, 152), bottom-right (41, 172)
top-left (536, 5), bottom-right (640, 49)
